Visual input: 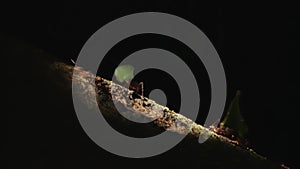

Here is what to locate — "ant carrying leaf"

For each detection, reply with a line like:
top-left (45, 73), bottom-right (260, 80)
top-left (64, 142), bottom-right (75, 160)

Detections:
top-left (114, 65), bottom-right (144, 98)
top-left (211, 90), bottom-right (249, 145)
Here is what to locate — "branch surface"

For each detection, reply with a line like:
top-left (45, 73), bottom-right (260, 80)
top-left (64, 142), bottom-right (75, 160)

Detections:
top-left (51, 62), bottom-right (284, 169)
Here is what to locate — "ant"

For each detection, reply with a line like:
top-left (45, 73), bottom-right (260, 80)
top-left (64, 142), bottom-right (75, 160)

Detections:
top-left (124, 80), bottom-right (144, 99)
top-left (72, 60), bottom-right (145, 101)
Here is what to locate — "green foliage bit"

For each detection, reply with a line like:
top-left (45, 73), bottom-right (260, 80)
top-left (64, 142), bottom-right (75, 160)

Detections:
top-left (221, 90), bottom-right (248, 139)
top-left (114, 65), bottom-right (135, 83)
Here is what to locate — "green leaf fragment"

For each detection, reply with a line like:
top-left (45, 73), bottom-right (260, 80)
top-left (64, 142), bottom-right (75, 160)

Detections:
top-left (221, 90), bottom-right (248, 139)
top-left (114, 65), bottom-right (135, 83)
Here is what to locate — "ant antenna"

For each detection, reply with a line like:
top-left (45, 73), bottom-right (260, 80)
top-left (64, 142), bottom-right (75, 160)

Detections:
top-left (71, 59), bottom-right (76, 65)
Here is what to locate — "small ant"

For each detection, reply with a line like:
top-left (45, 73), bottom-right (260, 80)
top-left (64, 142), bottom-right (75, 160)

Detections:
top-left (210, 125), bottom-right (249, 146)
top-left (125, 80), bottom-right (144, 99)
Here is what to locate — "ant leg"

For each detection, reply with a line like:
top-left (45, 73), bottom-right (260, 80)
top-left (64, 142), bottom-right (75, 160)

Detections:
top-left (125, 80), bottom-right (130, 88)
top-left (139, 82), bottom-right (144, 99)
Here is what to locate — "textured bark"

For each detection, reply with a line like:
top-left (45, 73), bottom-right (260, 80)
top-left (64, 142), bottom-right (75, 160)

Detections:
top-left (51, 62), bottom-right (284, 169)
top-left (4, 33), bottom-right (286, 168)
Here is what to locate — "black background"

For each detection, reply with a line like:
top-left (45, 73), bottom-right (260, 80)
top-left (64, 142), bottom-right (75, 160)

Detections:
top-left (3, 1), bottom-right (299, 168)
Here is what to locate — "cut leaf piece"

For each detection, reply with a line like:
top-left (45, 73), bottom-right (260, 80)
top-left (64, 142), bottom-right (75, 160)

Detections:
top-left (220, 90), bottom-right (248, 140)
top-left (114, 65), bottom-right (135, 83)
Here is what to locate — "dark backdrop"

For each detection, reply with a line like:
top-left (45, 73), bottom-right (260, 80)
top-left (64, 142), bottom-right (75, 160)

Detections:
top-left (3, 1), bottom-right (299, 168)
